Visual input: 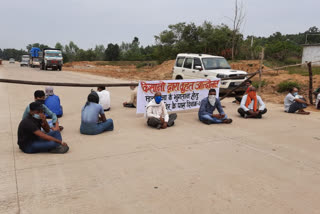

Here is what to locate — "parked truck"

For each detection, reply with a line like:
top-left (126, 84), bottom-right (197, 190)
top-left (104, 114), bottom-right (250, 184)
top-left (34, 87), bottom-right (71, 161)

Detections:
top-left (29, 47), bottom-right (41, 68)
top-left (40, 48), bottom-right (63, 71)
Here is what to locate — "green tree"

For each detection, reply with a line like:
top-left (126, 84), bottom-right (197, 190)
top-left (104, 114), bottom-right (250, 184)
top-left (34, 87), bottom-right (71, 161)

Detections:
top-left (105, 43), bottom-right (120, 61)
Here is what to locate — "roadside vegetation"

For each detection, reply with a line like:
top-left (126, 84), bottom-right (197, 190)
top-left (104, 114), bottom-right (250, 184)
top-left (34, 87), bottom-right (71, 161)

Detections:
top-left (1, 22), bottom-right (320, 73)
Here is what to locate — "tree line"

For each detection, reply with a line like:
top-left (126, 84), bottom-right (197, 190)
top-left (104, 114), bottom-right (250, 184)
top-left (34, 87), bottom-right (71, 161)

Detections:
top-left (1, 23), bottom-right (320, 63)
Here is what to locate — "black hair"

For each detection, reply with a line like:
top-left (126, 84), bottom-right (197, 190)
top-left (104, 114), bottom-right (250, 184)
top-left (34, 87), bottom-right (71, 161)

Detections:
top-left (209, 88), bottom-right (216, 93)
top-left (88, 91), bottom-right (99, 104)
top-left (247, 80), bottom-right (252, 84)
top-left (29, 102), bottom-right (42, 111)
top-left (34, 90), bottom-right (45, 98)
top-left (83, 91), bottom-right (99, 111)
top-left (98, 86), bottom-right (105, 90)
top-left (289, 87), bottom-right (297, 93)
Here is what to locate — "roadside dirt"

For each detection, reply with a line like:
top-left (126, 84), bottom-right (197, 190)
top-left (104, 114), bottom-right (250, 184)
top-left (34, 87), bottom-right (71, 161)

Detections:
top-left (65, 60), bottom-right (320, 110)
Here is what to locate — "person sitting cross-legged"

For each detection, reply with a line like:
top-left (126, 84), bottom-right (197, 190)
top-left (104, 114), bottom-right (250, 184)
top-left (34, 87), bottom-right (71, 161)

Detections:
top-left (80, 91), bottom-right (114, 135)
top-left (198, 88), bottom-right (232, 124)
top-left (284, 87), bottom-right (310, 115)
top-left (238, 87), bottom-right (267, 119)
top-left (23, 90), bottom-right (63, 131)
top-left (146, 92), bottom-right (177, 129)
top-left (45, 86), bottom-right (63, 118)
top-left (17, 102), bottom-right (69, 154)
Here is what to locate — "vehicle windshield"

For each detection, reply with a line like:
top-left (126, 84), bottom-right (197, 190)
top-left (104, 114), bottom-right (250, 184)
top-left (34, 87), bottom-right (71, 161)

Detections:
top-left (201, 58), bottom-right (231, 70)
top-left (33, 58), bottom-right (39, 62)
top-left (46, 52), bottom-right (62, 57)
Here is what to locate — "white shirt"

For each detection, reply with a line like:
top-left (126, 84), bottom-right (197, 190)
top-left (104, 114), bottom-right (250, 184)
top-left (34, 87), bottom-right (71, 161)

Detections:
top-left (97, 90), bottom-right (110, 110)
top-left (284, 93), bottom-right (296, 112)
top-left (316, 94), bottom-right (320, 107)
top-left (146, 99), bottom-right (169, 122)
top-left (240, 95), bottom-right (266, 111)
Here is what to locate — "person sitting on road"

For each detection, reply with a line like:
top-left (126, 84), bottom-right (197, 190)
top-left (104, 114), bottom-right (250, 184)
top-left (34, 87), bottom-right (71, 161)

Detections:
top-left (316, 92), bottom-right (320, 109)
top-left (146, 92), bottom-right (177, 129)
top-left (123, 85), bottom-right (137, 108)
top-left (198, 88), bottom-right (232, 124)
top-left (44, 86), bottom-right (63, 118)
top-left (18, 102), bottom-right (69, 154)
top-left (234, 80), bottom-right (252, 103)
top-left (23, 90), bottom-right (63, 131)
top-left (80, 91), bottom-right (114, 135)
top-left (284, 87), bottom-right (310, 115)
top-left (238, 87), bottom-right (267, 118)
top-left (96, 86), bottom-right (111, 111)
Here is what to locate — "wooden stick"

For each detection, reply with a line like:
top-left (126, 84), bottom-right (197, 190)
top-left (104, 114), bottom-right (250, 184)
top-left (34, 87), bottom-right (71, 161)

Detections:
top-left (308, 62), bottom-right (313, 105)
top-left (258, 48), bottom-right (265, 94)
top-left (220, 72), bottom-right (258, 100)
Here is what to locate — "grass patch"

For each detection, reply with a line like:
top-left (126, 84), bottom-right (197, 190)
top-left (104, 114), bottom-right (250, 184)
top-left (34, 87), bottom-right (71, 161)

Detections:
top-left (277, 80), bottom-right (300, 93)
top-left (287, 66), bottom-right (320, 76)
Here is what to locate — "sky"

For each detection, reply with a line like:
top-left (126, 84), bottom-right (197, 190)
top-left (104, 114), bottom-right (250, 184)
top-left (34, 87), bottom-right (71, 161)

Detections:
top-left (1, 0), bottom-right (319, 50)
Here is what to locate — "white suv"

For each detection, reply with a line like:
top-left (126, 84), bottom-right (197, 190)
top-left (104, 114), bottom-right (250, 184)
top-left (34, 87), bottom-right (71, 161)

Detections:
top-left (172, 53), bottom-right (247, 93)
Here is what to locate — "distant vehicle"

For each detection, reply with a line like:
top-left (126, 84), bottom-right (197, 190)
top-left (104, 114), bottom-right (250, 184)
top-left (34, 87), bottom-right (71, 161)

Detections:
top-left (40, 48), bottom-right (63, 71)
top-left (31, 58), bottom-right (40, 67)
top-left (20, 59), bottom-right (29, 67)
top-left (29, 47), bottom-right (41, 68)
top-left (172, 53), bottom-right (248, 94)
top-left (9, 58), bottom-right (15, 63)
top-left (21, 55), bottom-right (30, 67)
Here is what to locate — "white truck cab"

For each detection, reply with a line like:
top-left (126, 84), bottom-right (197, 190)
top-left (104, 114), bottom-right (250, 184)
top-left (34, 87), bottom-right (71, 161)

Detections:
top-left (172, 53), bottom-right (247, 93)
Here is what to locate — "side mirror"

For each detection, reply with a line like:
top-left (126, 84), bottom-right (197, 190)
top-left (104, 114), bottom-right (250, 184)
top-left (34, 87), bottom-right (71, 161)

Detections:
top-left (195, 65), bottom-right (203, 71)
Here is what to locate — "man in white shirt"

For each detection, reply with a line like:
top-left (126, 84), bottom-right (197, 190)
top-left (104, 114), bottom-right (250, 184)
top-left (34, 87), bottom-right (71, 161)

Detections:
top-left (284, 87), bottom-right (309, 115)
top-left (316, 93), bottom-right (320, 109)
top-left (238, 87), bottom-right (267, 118)
top-left (146, 92), bottom-right (177, 129)
top-left (97, 86), bottom-right (111, 111)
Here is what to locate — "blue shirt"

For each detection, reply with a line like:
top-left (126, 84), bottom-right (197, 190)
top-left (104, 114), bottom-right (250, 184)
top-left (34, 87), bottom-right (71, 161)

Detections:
top-left (81, 102), bottom-right (104, 124)
top-left (45, 95), bottom-right (63, 116)
top-left (198, 97), bottom-right (225, 119)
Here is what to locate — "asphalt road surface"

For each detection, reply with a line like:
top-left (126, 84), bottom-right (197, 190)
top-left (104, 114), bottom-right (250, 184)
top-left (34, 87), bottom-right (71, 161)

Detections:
top-left (1, 61), bottom-right (320, 214)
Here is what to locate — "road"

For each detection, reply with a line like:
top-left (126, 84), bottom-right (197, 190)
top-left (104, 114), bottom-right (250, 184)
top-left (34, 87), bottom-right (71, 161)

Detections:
top-left (1, 61), bottom-right (320, 214)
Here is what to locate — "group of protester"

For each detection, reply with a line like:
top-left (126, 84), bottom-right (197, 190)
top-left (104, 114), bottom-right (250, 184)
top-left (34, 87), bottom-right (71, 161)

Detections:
top-left (17, 80), bottom-right (319, 155)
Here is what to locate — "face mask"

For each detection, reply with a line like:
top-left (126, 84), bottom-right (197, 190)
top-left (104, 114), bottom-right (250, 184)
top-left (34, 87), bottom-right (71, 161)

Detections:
top-left (155, 96), bottom-right (162, 104)
top-left (33, 114), bottom-right (41, 120)
top-left (293, 92), bottom-right (298, 96)
top-left (208, 95), bottom-right (216, 106)
top-left (36, 100), bottom-right (45, 105)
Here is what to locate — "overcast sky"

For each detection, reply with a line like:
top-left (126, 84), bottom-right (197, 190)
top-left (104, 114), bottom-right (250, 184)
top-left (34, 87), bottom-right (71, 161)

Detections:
top-left (1, 0), bottom-right (319, 50)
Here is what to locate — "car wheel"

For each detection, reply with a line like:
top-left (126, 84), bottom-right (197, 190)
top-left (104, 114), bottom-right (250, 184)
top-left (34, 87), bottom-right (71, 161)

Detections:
top-left (175, 75), bottom-right (183, 80)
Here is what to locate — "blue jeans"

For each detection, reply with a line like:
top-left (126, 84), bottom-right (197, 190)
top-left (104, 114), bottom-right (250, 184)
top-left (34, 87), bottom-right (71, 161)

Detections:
top-left (288, 101), bottom-right (307, 113)
top-left (199, 114), bottom-right (228, 124)
top-left (80, 119), bottom-right (114, 135)
top-left (23, 131), bottom-right (62, 154)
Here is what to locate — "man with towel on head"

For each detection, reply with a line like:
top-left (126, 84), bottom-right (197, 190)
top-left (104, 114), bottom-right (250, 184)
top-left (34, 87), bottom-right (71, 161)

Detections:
top-left (238, 87), bottom-right (267, 118)
top-left (45, 86), bottom-right (63, 118)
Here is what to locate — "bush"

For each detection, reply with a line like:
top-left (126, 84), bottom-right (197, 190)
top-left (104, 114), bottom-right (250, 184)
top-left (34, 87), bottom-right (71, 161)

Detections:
top-left (136, 62), bottom-right (157, 68)
top-left (277, 80), bottom-right (300, 93)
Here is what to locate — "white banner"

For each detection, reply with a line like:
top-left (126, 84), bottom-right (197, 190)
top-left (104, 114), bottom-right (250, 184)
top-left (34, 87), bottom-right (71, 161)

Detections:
top-left (136, 78), bottom-right (221, 114)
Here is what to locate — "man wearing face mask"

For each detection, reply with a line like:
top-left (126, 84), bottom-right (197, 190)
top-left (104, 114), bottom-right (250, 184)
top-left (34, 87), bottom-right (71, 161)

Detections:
top-left (17, 102), bottom-right (69, 154)
top-left (146, 92), bottom-right (177, 129)
top-left (238, 87), bottom-right (267, 118)
top-left (284, 87), bottom-right (310, 114)
top-left (198, 89), bottom-right (232, 124)
top-left (22, 90), bottom-right (62, 131)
